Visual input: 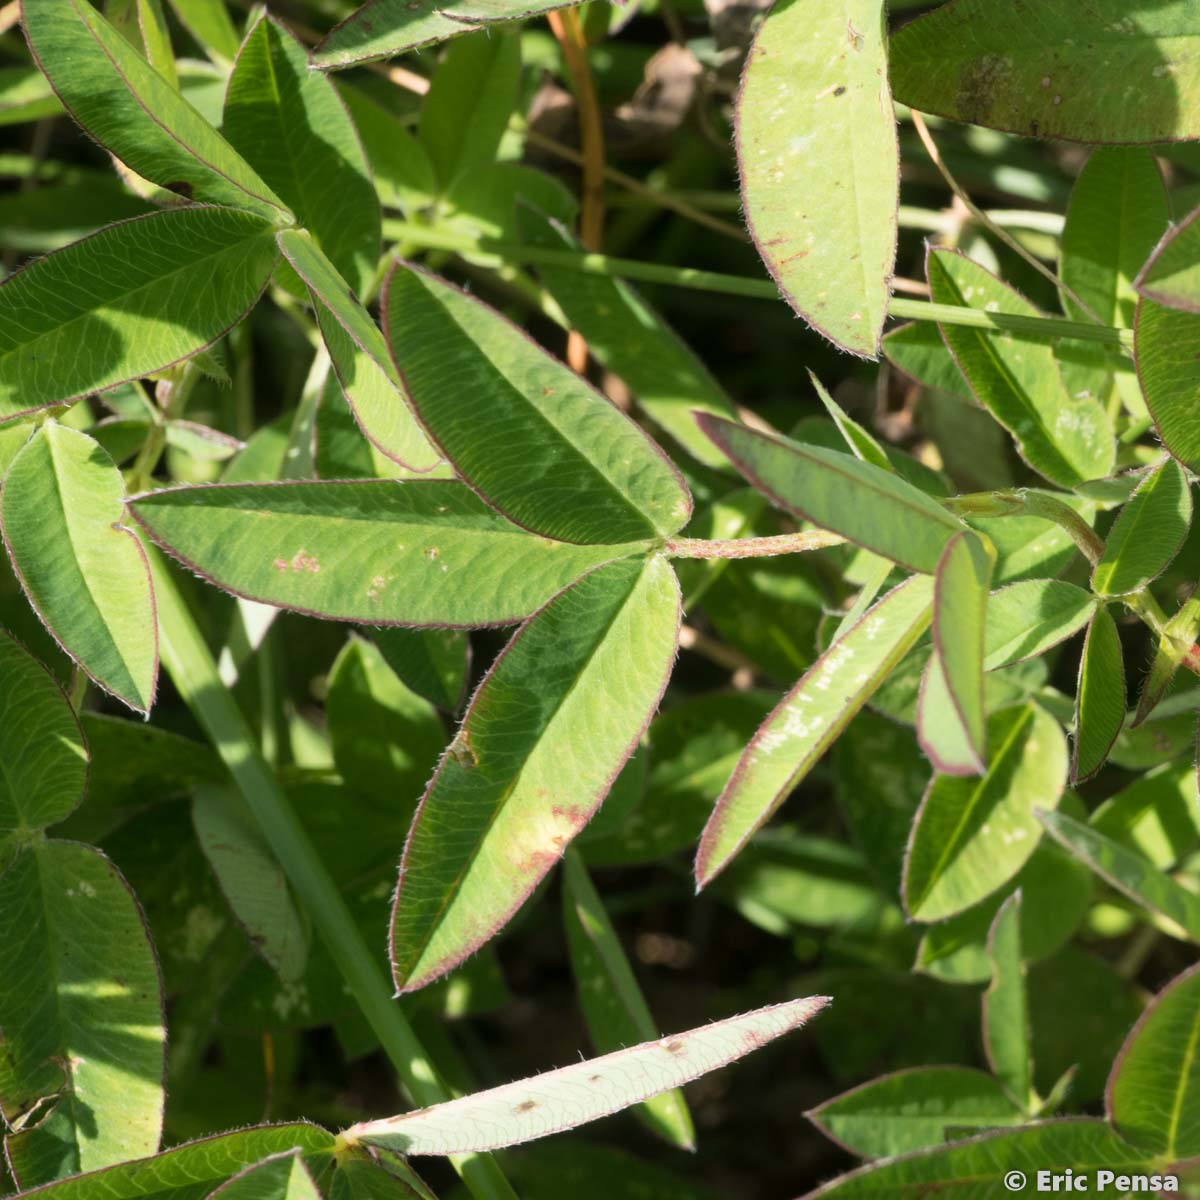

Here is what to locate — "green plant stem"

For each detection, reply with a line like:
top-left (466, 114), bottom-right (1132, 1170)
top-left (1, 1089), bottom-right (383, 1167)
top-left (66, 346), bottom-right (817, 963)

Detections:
top-left (382, 221), bottom-right (1134, 348)
top-left (665, 531), bottom-right (845, 558)
top-left (146, 546), bottom-right (518, 1200)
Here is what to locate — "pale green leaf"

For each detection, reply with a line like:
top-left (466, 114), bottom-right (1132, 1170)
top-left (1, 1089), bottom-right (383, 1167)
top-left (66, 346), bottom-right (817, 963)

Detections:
top-left (132, 479), bottom-right (646, 627)
top-left (904, 703), bottom-right (1067, 923)
top-left (695, 575), bottom-right (934, 889)
top-left (1108, 963), bottom-right (1200, 1158)
top-left (983, 893), bottom-right (1033, 1109)
top-left (224, 17), bottom-right (380, 298)
top-left (562, 850), bottom-right (695, 1149)
top-left (809, 372), bottom-right (891, 471)
top-left (193, 785), bottom-right (308, 983)
top-left (807, 1067), bottom-right (1024, 1160)
top-left (338, 84), bottom-right (437, 216)
top-left (419, 31), bottom-right (519, 191)
top-left (326, 636), bottom-right (444, 809)
top-left (23, 0), bottom-right (286, 219)
top-left (349, 996), bottom-right (828, 1154)
top-left (0, 633), bottom-right (88, 853)
top-left (1092, 457), bottom-right (1191, 596)
top-left (166, 0), bottom-right (241, 63)
top-left (517, 206), bottom-right (737, 468)
top-left (890, 0), bottom-right (1200, 143)
top-left (0, 207), bottom-right (278, 417)
top-left (697, 416), bottom-right (963, 574)
top-left (1073, 606), bottom-right (1126, 783)
top-left (983, 580), bottom-right (1096, 670)
top-left (737, 0), bottom-right (896, 356)
top-left (1134, 297), bottom-right (1200, 469)
top-left (1063, 149), bottom-right (1170, 326)
top-left (1091, 761), bottom-right (1200, 869)
top-left (2, 423), bottom-right (157, 712)
top-left (927, 248), bottom-right (1114, 487)
top-left (0, 840), bottom-right (164, 1186)
top-left (383, 262), bottom-right (692, 543)
top-left (391, 556), bottom-right (680, 990)
top-left (369, 626), bottom-right (469, 712)
top-left (1039, 807), bottom-right (1200, 942)
top-left (915, 650), bottom-right (984, 777)
top-left (927, 530), bottom-right (993, 774)
top-left (106, 0), bottom-right (178, 90)
top-left (278, 229), bottom-right (442, 473)
top-left (0, 66), bottom-right (63, 126)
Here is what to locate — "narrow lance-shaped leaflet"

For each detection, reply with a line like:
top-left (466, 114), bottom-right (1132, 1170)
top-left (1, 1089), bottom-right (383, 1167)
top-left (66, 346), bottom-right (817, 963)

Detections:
top-left (346, 996), bottom-right (829, 1156)
top-left (695, 574), bottom-right (934, 889)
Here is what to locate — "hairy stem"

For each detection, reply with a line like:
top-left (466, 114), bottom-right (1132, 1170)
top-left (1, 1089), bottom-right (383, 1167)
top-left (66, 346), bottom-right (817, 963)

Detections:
top-left (665, 531), bottom-right (845, 558)
top-left (147, 547), bottom-right (518, 1200)
top-left (382, 221), bottom-right (1134, 347)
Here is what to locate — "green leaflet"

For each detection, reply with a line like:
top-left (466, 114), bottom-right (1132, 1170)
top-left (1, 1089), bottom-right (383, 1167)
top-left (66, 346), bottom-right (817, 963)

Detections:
top-left (166, 0), bottom-right (241, 63)
top-left (22, 0), bottom-right (286, 219)
top-left (210, 1153), bottom-right (321, 1200)
top-left (419, 32), bottom-right (520, 192)
top-left (1108, 963), bottom-right (1200, 1158)
top-left (694, 575), bottom-right (934, 889)
top-left (326, 637), bottom-right (445, 811)
top-left (369, 626), bottom-right (469, 712)
top-left (561, 850), bottom-right (695, 1149)
top-left (1134, 298), bottom-right (1200, 469)
top-left (0, 207), bottom-right (278, 417)
top-left (1073, 606), bottom-right (1126, 783)
top-left (1038, 808), bottom-right (1200, 942)
top-left (383, 263), bottom-right (692, 544)
top-left (391, 557), bottom-right (680, 991)
top-left (106, 0), bottom-right (178, 90)
top-left (349, 996), bottom-right (828, 1154)
top-left (1063, 150), bottom-right (1170, 326)
top-left (810, 373), bottom-right (892, 472)
top-left (223, 18), bottom-right (380, 298)
top-left (0, 841), bottom-right (164, 1187)
top-left (916, 651), bottom-right (983, 777)
top-left (1092, 457), bottom-right (1191, 596)
top-left (2, 423), bottom-right (157, 713)
top-left (882, 322), bottom-right (971, 402)
top-left (983, 580), bottom-right (1096, 670)
top-left (736, 0), bottom-right (897, 357)
top-left (1091, 761), bottom-right (1200, 868)
top-left (983, 894), bottom-right (1033, 1109)
top-left (0, 1125), bottom-right (334, 1200)
top-left (278, 230), bottom-right (442, 473)
top-left (192, 786), bottom-right (309, 983)
top-left (338, 84), bottom-right (437, 216)
top-left (1138, 203), bottom-right (1200, 312)
top-left (311, 0), bottom-right (580, 65)
top-left (697, 416), bottom-right (963, 574)
top-left (0, 66), bottom-right (63, 126)
top-left (915, 816), bottom-right (1093, 986)
top-left (927, 248), bottom-right (1114, 487)
top-left (313, 0), bottom-right (473, 67)
top-left (807, 1066), bottom-right (1024, 1159)
top-left (796, 1120), bottom-right (1149, 1198)
top-left (331, 1145), bottom-right (435, 1200)
top-left (0, 633), bottom-right (88, 855)
top-left (132, 479), bottom-right (647, 628)
top-left (517, 207), bottom-right (737, 469)
top-left (903, 703), bottom-right (1067, 923)
top-left (890, 0), bottom-right (1200, 144)
top-left (928, 531), bottom-right (993, 775)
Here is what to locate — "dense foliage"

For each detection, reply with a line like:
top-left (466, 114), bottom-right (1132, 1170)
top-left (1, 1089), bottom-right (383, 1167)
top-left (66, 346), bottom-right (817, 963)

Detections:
top-left (4, 1), bottom-right (1200, 1198)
